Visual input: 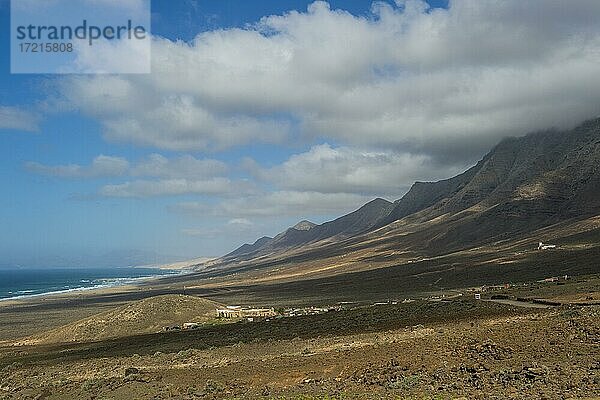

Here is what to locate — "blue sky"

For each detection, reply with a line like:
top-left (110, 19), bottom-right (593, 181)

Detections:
top-left (1, 0), bottom-right (599, 267)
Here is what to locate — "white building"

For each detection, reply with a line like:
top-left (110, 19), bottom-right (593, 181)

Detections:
top-left (538, 242), bottom-right (557, 250)
top-left (216, 307), bottom-right (276, 319)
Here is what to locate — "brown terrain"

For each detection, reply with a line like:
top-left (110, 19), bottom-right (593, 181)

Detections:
top-left (1, 120), bottom-right (599, 399)
top-left (0, 281), bottom-right (598, 399)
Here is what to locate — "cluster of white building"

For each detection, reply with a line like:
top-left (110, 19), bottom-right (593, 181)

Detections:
top-left (215, 305), bottom-right (277, 319)
top-left (282, 306), bottom-right (339, 317)
top-left (214, 304), bottom-right (344, 320)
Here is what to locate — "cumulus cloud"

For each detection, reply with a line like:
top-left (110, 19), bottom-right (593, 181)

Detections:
top-left (69, 35), bottom-right (151, 74)
top-left (99, 177), bottom-right (243, 198)
top-left (26, 153), bottom-right (244, 198)
top-left (228, 218), bottom-right (253, 227)
top-left (55, 0), bottom-right (600, 160)
top-left (173, 191), bottom-right (374, 218)
top-left (0, 106), bottom-right (40, 133)
top-left (130, 153), bottom-right (228, 179)
top-left (59, 77), bottom-right (289, 151)
top-left (247, 143), bottom-right (464, 196)
top-left (25, 155), bottom-right (129, 178)
top-left (26, 153), bottom-right (227, 179)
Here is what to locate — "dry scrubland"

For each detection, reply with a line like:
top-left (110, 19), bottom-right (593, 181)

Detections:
top-left (0, 277), bottom-right (598, 400)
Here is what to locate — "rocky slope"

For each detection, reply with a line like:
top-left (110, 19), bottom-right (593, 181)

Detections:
top-left (387, 118), bottom-right (600, 225)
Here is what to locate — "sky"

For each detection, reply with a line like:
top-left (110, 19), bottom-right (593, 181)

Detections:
top-left (1, 0), bottom-right (600, 268)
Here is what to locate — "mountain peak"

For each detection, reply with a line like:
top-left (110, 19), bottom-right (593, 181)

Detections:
top-left (292, 220), bottom-right (317, 231)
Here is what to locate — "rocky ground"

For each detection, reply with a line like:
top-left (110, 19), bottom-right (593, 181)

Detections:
top-left (0, 299), bottom-right (598, 399)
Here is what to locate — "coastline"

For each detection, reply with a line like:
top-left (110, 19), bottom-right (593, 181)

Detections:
top-left (0, 270), bottom-right (198, 342)
top-left (0, 267), bottom-right (190, 305)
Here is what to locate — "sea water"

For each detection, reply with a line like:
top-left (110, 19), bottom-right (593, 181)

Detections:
top-left (0, 267), bottom-right (178, 301)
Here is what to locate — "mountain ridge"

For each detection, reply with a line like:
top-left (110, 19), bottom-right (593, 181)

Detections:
top-left (226, 198), bottom-right (394, 258)
top-left (223, 117), bottom-right (600, 263)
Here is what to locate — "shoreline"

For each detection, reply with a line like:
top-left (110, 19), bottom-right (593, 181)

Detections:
top-left (0, 267), bottom-right (192, 305)
top-left (0, 268), bottom-right (205, 342)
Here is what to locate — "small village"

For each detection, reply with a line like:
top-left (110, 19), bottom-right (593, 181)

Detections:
top-left (215, 304), bottom-right (344, 321)
top-left (162, 244), bottom-right (574, 333)
top-left (162, 304), bottom-right (348, 332)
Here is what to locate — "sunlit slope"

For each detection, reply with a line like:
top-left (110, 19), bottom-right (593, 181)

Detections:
top-left (27, 295), bottom-right (221, 344)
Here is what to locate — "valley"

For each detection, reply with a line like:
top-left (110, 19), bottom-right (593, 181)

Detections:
top-left (1, 120), bottom-right (599, 399)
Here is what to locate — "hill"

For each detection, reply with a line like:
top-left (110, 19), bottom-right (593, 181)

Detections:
top-left (27, 295), bottom-right (221, 344)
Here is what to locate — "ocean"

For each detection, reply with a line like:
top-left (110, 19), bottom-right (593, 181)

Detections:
top-left (0, 267), bottom-right (179, 301)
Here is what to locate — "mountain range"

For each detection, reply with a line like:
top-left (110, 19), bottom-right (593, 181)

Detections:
top-left (224, 118), bottom-right (600, 263)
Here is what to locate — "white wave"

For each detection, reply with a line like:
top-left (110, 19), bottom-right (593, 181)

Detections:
top-left (0, 269), bottom-right (186, 302)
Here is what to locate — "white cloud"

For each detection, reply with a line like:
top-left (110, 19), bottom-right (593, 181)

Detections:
top-left (99, 177), bottom-right (241, 198)
top-left (130, 153), bottom-right (228, 179)
top-left (26, 153), bottom-right (247, 198)
top-left (228, 218), bottom-right (253, 227)
top-left (25, 155), bottom-right (129, 178)
top-left (60, 78), bottom-right (289, 151)
top-left (69, 35), bottom-right (151, 74)
top-left (173, 191), bottom-right (374, 218)
top-left (55, 0), bottom-right (600, 158)
top-left (26, 153), bottom-right (227, 180)
top-left (248, 143), bottom-right (463, 196)
top-left (0, 106), bottom-right (40, 133)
